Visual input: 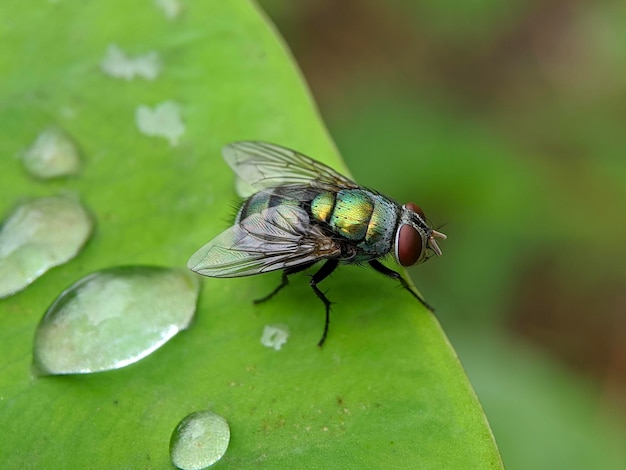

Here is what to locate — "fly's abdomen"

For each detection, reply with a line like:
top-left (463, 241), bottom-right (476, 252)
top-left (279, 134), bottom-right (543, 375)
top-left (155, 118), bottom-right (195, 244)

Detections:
top-left (311, 189), bottom-right (373, 241)
top-left (311, 189), bottom-right (398, 256)
top-left (309, 192), bottom-right (335, 224)
top-left (236, 188), bottom-right (304, 223)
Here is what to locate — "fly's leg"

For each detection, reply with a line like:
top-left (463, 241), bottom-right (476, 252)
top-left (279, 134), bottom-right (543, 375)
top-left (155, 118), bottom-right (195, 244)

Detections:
top-left (368, 260), bottom-right (435, 312)
top-left (253, 271), bottom-right (289, 304)
top-left (310, 259), bottom-right (339, 347)
top-left (253, 262), bottom-right (316, 304)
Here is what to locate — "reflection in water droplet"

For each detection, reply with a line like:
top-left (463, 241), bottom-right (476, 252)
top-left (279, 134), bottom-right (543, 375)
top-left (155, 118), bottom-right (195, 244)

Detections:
top-left (33, 266), bottom-right (200, 375)
top-left (0, 196), bottom-right (92, 298)
top-left (170, 411), bottom-right (230, 470)
top-left (22, 128), bottom-right (81, 179)
top-left (136, 101), bottom-right (185, 146)
top-left (100, 44), bottom-right (162, 81)
top-left (260, 324), bottom-right (289, 351)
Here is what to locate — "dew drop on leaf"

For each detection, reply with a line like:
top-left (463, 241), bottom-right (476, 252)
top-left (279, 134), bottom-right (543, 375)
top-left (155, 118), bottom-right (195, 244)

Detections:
top-left (170, 411), bottom-right (230, 470)
top-left (0, 196), bottom-right (92, 298)
top-left (21, 128), bottom-right (81, 179)
top-left (33, 266), bottom-right (200, 375)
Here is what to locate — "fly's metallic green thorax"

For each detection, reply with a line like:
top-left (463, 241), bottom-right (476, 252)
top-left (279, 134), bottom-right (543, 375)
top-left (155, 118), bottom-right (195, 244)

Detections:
top-left (188, 141), bottom-right (447, 346)
top-left (364, 193), bottom-right (401, 255)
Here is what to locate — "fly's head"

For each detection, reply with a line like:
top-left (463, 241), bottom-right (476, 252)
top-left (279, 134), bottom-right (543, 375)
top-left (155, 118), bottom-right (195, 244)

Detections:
top-left (394, 202), bottom-right (447, 267)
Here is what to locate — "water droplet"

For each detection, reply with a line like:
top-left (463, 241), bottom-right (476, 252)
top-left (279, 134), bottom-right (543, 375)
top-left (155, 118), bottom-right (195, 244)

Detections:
top-left (260, 324), bottom-right (289, 350)
top-left (136, 101), bottom-right (185, 146)
top-left (155, 0), bottom-right (183, 20)
top-left (170, 411), bottom-right (230, 470)
top-left (0, 196), bottom-right (92, 298)
top-left (21, 128), bottom-right (80, 179)
top-left (100, 44), bottom-right (162, 81)
top-left (33, 266), bottom-right (200, 375)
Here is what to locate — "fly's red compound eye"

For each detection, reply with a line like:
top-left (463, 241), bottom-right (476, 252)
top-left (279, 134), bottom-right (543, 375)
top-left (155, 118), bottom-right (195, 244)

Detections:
top-left (395, 224), bottom-right (423, 266)
top-left (404, 202), bottom-right (425, 219)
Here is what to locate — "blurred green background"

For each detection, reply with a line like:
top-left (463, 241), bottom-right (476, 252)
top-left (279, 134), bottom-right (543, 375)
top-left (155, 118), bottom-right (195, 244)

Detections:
top-left (258, 0), bottom-right (626, 468)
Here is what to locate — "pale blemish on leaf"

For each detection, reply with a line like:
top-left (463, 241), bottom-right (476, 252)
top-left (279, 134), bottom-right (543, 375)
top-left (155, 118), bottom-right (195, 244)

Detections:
top-left (155, 0), bottom-right (183, 20)
top-left (136, 101), bottom-right (185, 146)
top-left (260, 324), bottom-right (289, 350)
top-left (101, 44), bottom-right (162, 81)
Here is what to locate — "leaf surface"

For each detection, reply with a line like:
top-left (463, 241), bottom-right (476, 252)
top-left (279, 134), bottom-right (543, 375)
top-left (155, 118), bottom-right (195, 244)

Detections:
top-left (0, 1), bottom-right (502, 468)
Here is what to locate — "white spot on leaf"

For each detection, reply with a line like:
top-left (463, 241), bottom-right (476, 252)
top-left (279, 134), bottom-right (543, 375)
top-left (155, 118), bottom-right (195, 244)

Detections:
top-left (136, 101), bottom-right (185, 146)
top-left (101, 44), bottom-right (161, 81)
top-left (155, 0), bottom-right (183, 20)
top-left (261, 324), bottom-right (289, 350)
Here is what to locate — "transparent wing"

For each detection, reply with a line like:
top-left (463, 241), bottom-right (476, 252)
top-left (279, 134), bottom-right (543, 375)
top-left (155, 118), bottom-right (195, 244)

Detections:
top-left (187, 205), bottom-right (340, 278)
top-left (222, 141), bottom-right (359, 192)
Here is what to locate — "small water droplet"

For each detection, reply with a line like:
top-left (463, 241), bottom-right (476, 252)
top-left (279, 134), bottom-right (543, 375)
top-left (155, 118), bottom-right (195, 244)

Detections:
top-left (135, 101), bottom-right (185, 146)
top-left (101, 44), bottom-right (162, 81)
top-left (33, 266), bottom-right (200, 375)
top-left (21, 128), bottom-right (80, 179)
top-left (155, 0), bottom-right (183, 20)
top-left (260, 324), bottom-right (289, 350)
top-left (0, 196), bottom-right (92, 298)
top-left (170, 411), bottom-right (230, 470)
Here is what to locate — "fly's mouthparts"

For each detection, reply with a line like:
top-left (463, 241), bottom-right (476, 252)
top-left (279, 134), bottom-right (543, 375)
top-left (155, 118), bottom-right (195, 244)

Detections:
top-left (429, 230), bottom-right (447, 256)
top-left (432, 230), bottom-right (447, 240)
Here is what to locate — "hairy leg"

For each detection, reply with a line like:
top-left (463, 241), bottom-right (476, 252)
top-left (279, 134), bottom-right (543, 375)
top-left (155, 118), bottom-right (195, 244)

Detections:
top-left (310, 259), bottom-right (339, 346)
top-left (253, 262), bottom-right (316, 304)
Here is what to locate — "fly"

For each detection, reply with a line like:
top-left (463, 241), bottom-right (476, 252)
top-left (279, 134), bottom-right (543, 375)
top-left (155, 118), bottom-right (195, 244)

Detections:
top-left (188, 141), bottom-right (447, 346)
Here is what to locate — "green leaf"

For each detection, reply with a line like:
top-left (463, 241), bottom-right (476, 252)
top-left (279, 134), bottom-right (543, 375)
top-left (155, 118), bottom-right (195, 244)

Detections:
top-left (0, 1), bottom-right (502, 468)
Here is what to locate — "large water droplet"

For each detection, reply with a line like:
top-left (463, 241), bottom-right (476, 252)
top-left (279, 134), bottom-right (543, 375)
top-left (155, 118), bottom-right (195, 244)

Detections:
top-left (0, 196), bottom-right (92, 298)
top-left (100, 44), bottom-right (162, 81)
top-left (22, 128), bottom-right (81, 179)
top-left (260, 324), bottom-right (289, 350)
top-left (33, 266), bottom-right (200, 375)
top-left (136, 101), bottom-right (185, 146)
top-left (170, 411), bottom-right (230, 470)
